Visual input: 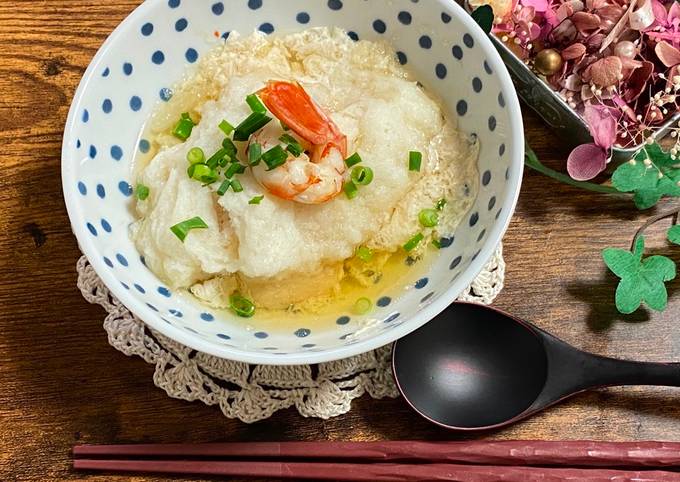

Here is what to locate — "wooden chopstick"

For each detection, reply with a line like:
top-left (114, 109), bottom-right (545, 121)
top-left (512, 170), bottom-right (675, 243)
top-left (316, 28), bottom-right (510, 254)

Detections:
top-left (73, 440), bottom-right (680, 467)
top-left (72, 459), bottom-right (680, 481)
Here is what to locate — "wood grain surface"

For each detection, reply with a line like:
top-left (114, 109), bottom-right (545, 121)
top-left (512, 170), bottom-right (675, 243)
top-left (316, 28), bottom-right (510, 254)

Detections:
top-left (3, 1), bottom-right (680, 481)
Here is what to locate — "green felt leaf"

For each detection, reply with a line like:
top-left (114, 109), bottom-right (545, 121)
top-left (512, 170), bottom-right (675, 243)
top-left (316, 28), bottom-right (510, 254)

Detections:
top-left (641, 255), bottom-right (677, 282)
top-left (602, 248), bottom-right (638, 278)
top-left (668, 225), bottom-right (680, 245)
top-left (612, 161), bottom-right (658, 192)
top-left (636, 143), bottom-right (669, 165)
top-left (658, 176), bottom-right (680, 196)
top-left (613, 142), bottom-right (680, 209)
top-left (640, 280), bottom-right (668, 311)
top-left (615, 277), bottom-right (642, 314)
top-left (633, 189), bottom-right (664, 210)
top-left (471, 5), bottom-right (494, 34)
top-left (603, 236), bottom-right (676, 314)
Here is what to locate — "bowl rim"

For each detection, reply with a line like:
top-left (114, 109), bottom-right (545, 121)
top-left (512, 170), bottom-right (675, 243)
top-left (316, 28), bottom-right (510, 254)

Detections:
top-left (62, 0), bottom-right (525, 365)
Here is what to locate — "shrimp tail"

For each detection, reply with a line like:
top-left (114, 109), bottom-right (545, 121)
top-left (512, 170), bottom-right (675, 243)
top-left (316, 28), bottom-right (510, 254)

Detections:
top-left (258, 81), bottom-right (347, 160)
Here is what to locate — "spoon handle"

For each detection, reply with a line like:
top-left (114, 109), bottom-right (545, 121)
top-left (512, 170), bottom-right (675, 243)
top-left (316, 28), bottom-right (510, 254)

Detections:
top-left (579, 355), bottom-right (680, 389)
top-left (539, 334), bottom-right (680, 406)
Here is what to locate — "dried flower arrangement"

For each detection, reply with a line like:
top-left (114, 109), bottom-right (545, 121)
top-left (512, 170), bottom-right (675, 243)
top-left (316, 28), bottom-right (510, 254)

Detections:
top-left (475, 0), bottom-right (680, 179)
top-left (470, 0), bottom-right (680, 314)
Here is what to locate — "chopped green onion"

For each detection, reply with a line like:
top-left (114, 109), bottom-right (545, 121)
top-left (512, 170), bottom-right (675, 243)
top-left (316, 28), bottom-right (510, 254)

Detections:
top-left (279, 133), bottom-right (298, 145)
top-left (188, 163), bottom-right (218, 184)
top-left (229, 293), bottom-right (256, 318)
top-left (403, 233), bottom-right (424, 252)
top-left (173, 113), bottom-right (195, 141)
top-left (225, 162), bottom-right (246, 178)
top-left (344, 152), bottom-right (362, 168)
top-left (216, 179), bottom-right (244, 195)
top-left (261, 145), bottom-right (288, 171)
top-left (218, 156), bottom-right (230, 168)
top-left (218, 119), bottom-right (234, 136)
top-left (230, 178), bottom-right (243, 193)
top-left (248, 142), bottom-right (262, 166)
top-left (136, 184), bottom-right (150, 201)
top-left (281, 121), bottom-right (290, 131)
top-left (432, 239), bottom-right (442, 249)
top-left (233, 112), bottom-right (272, 141)
top-left (222, 138), bottom-right (237, 158)
top-left (206, 148), bottom-right (227, 169)
top-left (286, 143), bottom-right (303, 157)
top-left (217, 179), bottom-right (231, 196)
top-left (419, 208), bottom-right (439, 228)
top-left (357, 246), bottom-right (373, 262)
top-left (436, 198), bottom-right (447, 211)
top-left (409, 151), bottom-right (422, 172)
top-left (279, 134), bottom-right (304, 157)
top-left (351, 166), bottom-right (374, 186)
top-left (353, 297), bottom-right (373, 315)
top-left (170, 216), bottom-right (208, 242)
top-left (344, 180), bottom-right (359, 199)
top-left (249, 195), bottom-right (265, 205)
top-left (246, 94), bottom-right (267, 114)
top-left (187, 147), bottom-right (205, 165)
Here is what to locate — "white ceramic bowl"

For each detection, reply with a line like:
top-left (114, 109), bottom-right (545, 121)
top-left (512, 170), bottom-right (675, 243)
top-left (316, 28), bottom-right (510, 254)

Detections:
top-left (62, 0), bottom-right (523, 365)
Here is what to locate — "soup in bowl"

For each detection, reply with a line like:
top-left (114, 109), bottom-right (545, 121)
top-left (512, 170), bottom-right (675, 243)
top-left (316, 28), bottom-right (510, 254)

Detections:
top-left (62, 0), bottom-right (523, 364)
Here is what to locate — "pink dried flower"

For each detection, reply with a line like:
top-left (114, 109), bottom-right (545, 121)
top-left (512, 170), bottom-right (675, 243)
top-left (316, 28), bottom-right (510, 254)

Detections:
top-left (566, 104), bottom-right (618, 181)
top-left (585, 0), bottom-right (607, 10)
top-left (556, 0), bottom-right (585, 22)
top-left (612, 94), bottom-right (638, 123)
top-left (520, 0), bottom-right (549, 12)
top-left (596, 5), bottom-right (626, 33)
top-left (585, 33), bottom-right (607, 48)
top-left (581, 83), bottom-right (594, 101)
top-left (649, 0), bottom-right (668, 26)
top-left (571, 11), bottom-right (602, 34)
top-left (550, 18), bottom-right (578, 44)
top-left (567, 143), bottom-right (608, 180)
top-left (583, 56), bottom-right (623, 87)
top-left (584, 104), bottom-right (619, 150)
top-left (623, 60), bottom-right (654, 102)
top-left (562, 73), bottom-right (583, 90)
top-left (561, 42), bottom-right (587, 60)
top-left (655, 40), bottom-right (680, 67)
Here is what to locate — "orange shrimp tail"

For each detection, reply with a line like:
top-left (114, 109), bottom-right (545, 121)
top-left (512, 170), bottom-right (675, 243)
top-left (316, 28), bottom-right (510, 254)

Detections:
top-left (258, 81), bottom-right (347, 158)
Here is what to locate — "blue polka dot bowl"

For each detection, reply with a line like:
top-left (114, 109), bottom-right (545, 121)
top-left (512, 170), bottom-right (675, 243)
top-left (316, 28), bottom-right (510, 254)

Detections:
top-left (62, 0), bottom-right (523, 365)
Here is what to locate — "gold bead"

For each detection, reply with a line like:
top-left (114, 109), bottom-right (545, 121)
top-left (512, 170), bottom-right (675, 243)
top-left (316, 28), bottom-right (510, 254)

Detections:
top-left (534, 48), bottom-right (563, 76)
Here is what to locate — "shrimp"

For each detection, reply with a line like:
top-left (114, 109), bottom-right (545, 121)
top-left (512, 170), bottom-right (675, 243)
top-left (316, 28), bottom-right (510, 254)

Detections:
top-left (248, 81), bottom-right (348, 205)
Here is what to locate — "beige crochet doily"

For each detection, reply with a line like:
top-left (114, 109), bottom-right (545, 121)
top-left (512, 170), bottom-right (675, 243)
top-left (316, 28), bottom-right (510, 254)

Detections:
top-left (76, 244), bottom-right (505, 423)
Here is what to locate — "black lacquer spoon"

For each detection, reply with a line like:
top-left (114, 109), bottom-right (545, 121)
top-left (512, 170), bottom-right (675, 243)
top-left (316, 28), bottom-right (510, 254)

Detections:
top-left (393, 302), bottom-right (680, 430)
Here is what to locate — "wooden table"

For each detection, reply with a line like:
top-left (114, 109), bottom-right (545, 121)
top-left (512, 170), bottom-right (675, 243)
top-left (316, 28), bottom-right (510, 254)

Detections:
top-left (3, 1), bottom-right (680, 480)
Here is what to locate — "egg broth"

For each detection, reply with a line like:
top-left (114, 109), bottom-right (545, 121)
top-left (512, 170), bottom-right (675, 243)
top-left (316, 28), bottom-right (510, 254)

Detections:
top-left (135, 114), bottom-right (444, 331)
top-left (130, 28), bottom-right (479, 330)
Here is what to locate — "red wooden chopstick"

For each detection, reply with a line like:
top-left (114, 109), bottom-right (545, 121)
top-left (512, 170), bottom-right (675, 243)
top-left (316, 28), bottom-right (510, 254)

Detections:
top-left (73, 440), bottom-right (680, 467)
top-left (72, 459), bottom-right (680, 481)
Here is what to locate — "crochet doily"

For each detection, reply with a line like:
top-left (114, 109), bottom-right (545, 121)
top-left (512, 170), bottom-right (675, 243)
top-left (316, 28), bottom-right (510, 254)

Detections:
top-left (76, 244), bottom-right (505, 423)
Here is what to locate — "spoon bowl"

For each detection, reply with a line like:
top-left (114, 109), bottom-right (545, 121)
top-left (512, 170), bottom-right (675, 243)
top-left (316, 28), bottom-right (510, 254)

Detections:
top-left (393, 302), bottom-right (680, 431)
